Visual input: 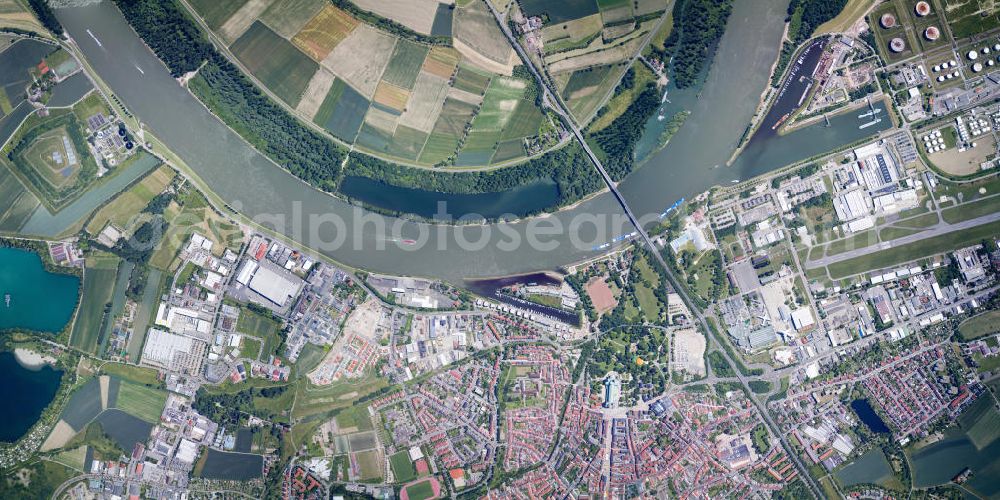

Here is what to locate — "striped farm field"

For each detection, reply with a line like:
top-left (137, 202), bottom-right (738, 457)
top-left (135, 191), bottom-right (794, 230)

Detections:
top-left (373, 80), bottom-right (411, 112)
top-left (355, 122), bottom-right (393, 151)
top-left (452, 64), bottom-right (491, 95)
top-left (422, 46), bottom-right (461, 79)
top-left (258, 0), bottom-right (326, 38)
top-left (418, 132), bottom-right (460, 164)
top-left (386, 125), bottom-right (428, 161)
top-left (230, 21), bottom-right (318, 106)
top-left (469, 77), bottom-right (526, 132)
top-left (492, 139), bottom-right (526, 163)
top-left (382, 40), bottom-right (429, 90)
top-left (189, 0), bottom-right (248, 29)
top-left (500, 100), bottom-right (545, 140)
top-left (313, 78), bottom-right (370, 141)
top-left (430, 97), bottom-right (477, 137)
top-left (291, 5), bottom-right (358, 62)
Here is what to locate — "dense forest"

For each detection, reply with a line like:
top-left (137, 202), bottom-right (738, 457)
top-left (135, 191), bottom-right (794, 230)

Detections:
top-left (113, 0), bottom-right (213, 77)
top-left (26, 0), bottom-right (61, 36)
top-left (343, 142), bottom-right (604, 207)
top-left (588, 84), bottom-right (660, 181)
top-left (653, 0), bottom-right (734, 89)
top-left (770, 0), bottom-right (848, 87)
top-left (190, 58), bottom-right (345, 192)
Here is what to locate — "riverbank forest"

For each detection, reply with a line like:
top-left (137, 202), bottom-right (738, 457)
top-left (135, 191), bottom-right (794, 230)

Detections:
top-left (651, 0), bottom-right (734, 89)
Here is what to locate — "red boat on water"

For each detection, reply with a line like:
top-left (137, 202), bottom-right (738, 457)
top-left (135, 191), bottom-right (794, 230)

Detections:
top-left (771, 112), bottom-right (790, 130)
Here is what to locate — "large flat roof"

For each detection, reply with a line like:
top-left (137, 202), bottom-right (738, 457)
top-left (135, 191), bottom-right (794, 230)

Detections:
top-left (248, 264), bottom-right (303, 307)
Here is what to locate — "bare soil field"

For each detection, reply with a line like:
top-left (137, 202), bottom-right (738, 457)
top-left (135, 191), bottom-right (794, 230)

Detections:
top-left (219, 0), bottom-right (276, 44)
top-left (399, 72), bottom-right (450, 132)
top-left (258, 0), bottom-right (326, 38)
top-left (291, 4), bottom-right (359, 62)
top-left (40, 420), bottom-right (75, 452)
top-left (364, 106), bottom-right (401, 135)
top-left (585, 276), bottom-right (617, 313)
top-left (454, 38), bottom-right (515, 76)
top-left (930, 134), bottom-right (996, 176)
top-left (453, 1), bottom-right (516, 71)
top-left (446, 85), bottom-right (484, 106)
top-left (323, 24), bottom-right (397, 98)
top-left (352, 0), bottom-right (448, 35)
top-left (296, 68), bottom-right (337, 119)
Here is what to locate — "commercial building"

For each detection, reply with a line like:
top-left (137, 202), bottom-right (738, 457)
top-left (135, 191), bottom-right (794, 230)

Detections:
top-left (141, 328), bottom-right (208, 375)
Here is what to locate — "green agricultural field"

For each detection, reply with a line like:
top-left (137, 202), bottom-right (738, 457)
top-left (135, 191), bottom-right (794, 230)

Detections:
top-left (381, 40), bottom-right (429, 90)
top-left (492, 139), bottom-right (525, 163)
top-left (237, 307), bottom-right (281, 358)
top-left (355, 122), bottom-right (393, 152)
top-left (519, 0), bottom-right (599, 23)
top-left (431, 98), bottom-right (478, 137)
top-left (455, 130), bottom-right (499, 166)
top-left (230, 21), bottom-right (319, 107)
top-left (959, 310), bottom-right (1000, 340)
top-left (189, 0), bottom-right (248, 29)
top-left (389, 451), bottom-right (417, 483)
top-left (0, 164), bottom-right (37, 231)
top-left (451, 65), bottom-right (491, 95)
top-left (960, 396), bottom-right (1000, 449)
top-left (85, 165), bottom-right (174, 235)
top-left (70, 255), bottom-right (120, 354)
top-left (500, 100), bottom-right (544, 140)
top-left (418, 132), bottom-right (461, 164)
top-left (99, 362), bottom-right (162, 387)
top-left (115, 380), bottom-right (167, 423)
top-left (386, 125), bottom-right (428, 161)
top-left (49, 446), bottom-right (88, 471)
top-left (313, 78), bottom-right (370, 141)
top-left (259, 0), bottom-right (327, 38)
top-left (471, 77), bottom-right (527, 132)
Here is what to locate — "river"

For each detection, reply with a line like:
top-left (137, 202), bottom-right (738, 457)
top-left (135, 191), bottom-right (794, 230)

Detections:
top-left (53, 0), bottom-right (888, 280)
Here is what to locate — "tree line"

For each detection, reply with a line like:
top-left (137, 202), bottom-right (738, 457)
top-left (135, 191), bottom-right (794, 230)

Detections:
top-left (588, 83), bottom-right (660, 181)
top-left (26, 0), bottom-right (62, 36)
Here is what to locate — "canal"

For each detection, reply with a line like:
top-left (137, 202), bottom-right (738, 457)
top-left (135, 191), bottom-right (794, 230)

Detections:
top-left (53, 0), bottom-right (888, 280)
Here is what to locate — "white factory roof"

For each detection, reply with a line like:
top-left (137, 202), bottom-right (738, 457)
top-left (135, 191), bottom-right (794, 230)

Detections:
top-left (249, 265), bottom-right (303, 307)
top-left (790, 308), bottom-right (815, 331)
top-left (175, 439), bottom-right (200, 464)
top-left (142, 328), bottom-right (194, 367)
top-left (235, 260), bottom-right (258, 285)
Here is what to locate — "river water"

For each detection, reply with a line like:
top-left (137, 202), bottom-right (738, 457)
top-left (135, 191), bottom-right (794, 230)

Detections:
top-left (53, 0), bottom-right (888, 280)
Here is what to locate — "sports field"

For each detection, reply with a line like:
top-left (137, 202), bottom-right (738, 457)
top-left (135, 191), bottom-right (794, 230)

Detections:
top-left (230, 21), bottom-right (319, 106)
top-left (291, 4), bottom-right (358, 62)
top-left (403, 478), bottom-right (439, 500)
top-left (70, 254), bottom-right (120, 354)
top-left (389, 451), bottom-right (417, 483)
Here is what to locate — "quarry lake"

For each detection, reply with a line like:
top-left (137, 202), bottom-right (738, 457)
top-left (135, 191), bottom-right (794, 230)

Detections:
top-left (0, 351), bottom-right (63, 442)
top-left (0, 247), bottom-right (80, 333)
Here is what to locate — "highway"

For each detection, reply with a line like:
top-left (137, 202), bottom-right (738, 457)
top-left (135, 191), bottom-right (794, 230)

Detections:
top-left (485, 3), bottom-right (823, 498)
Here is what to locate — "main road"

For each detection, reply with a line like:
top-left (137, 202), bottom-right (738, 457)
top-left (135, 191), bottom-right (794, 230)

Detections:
top-left (486, 3), bottom-right (823, 498)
